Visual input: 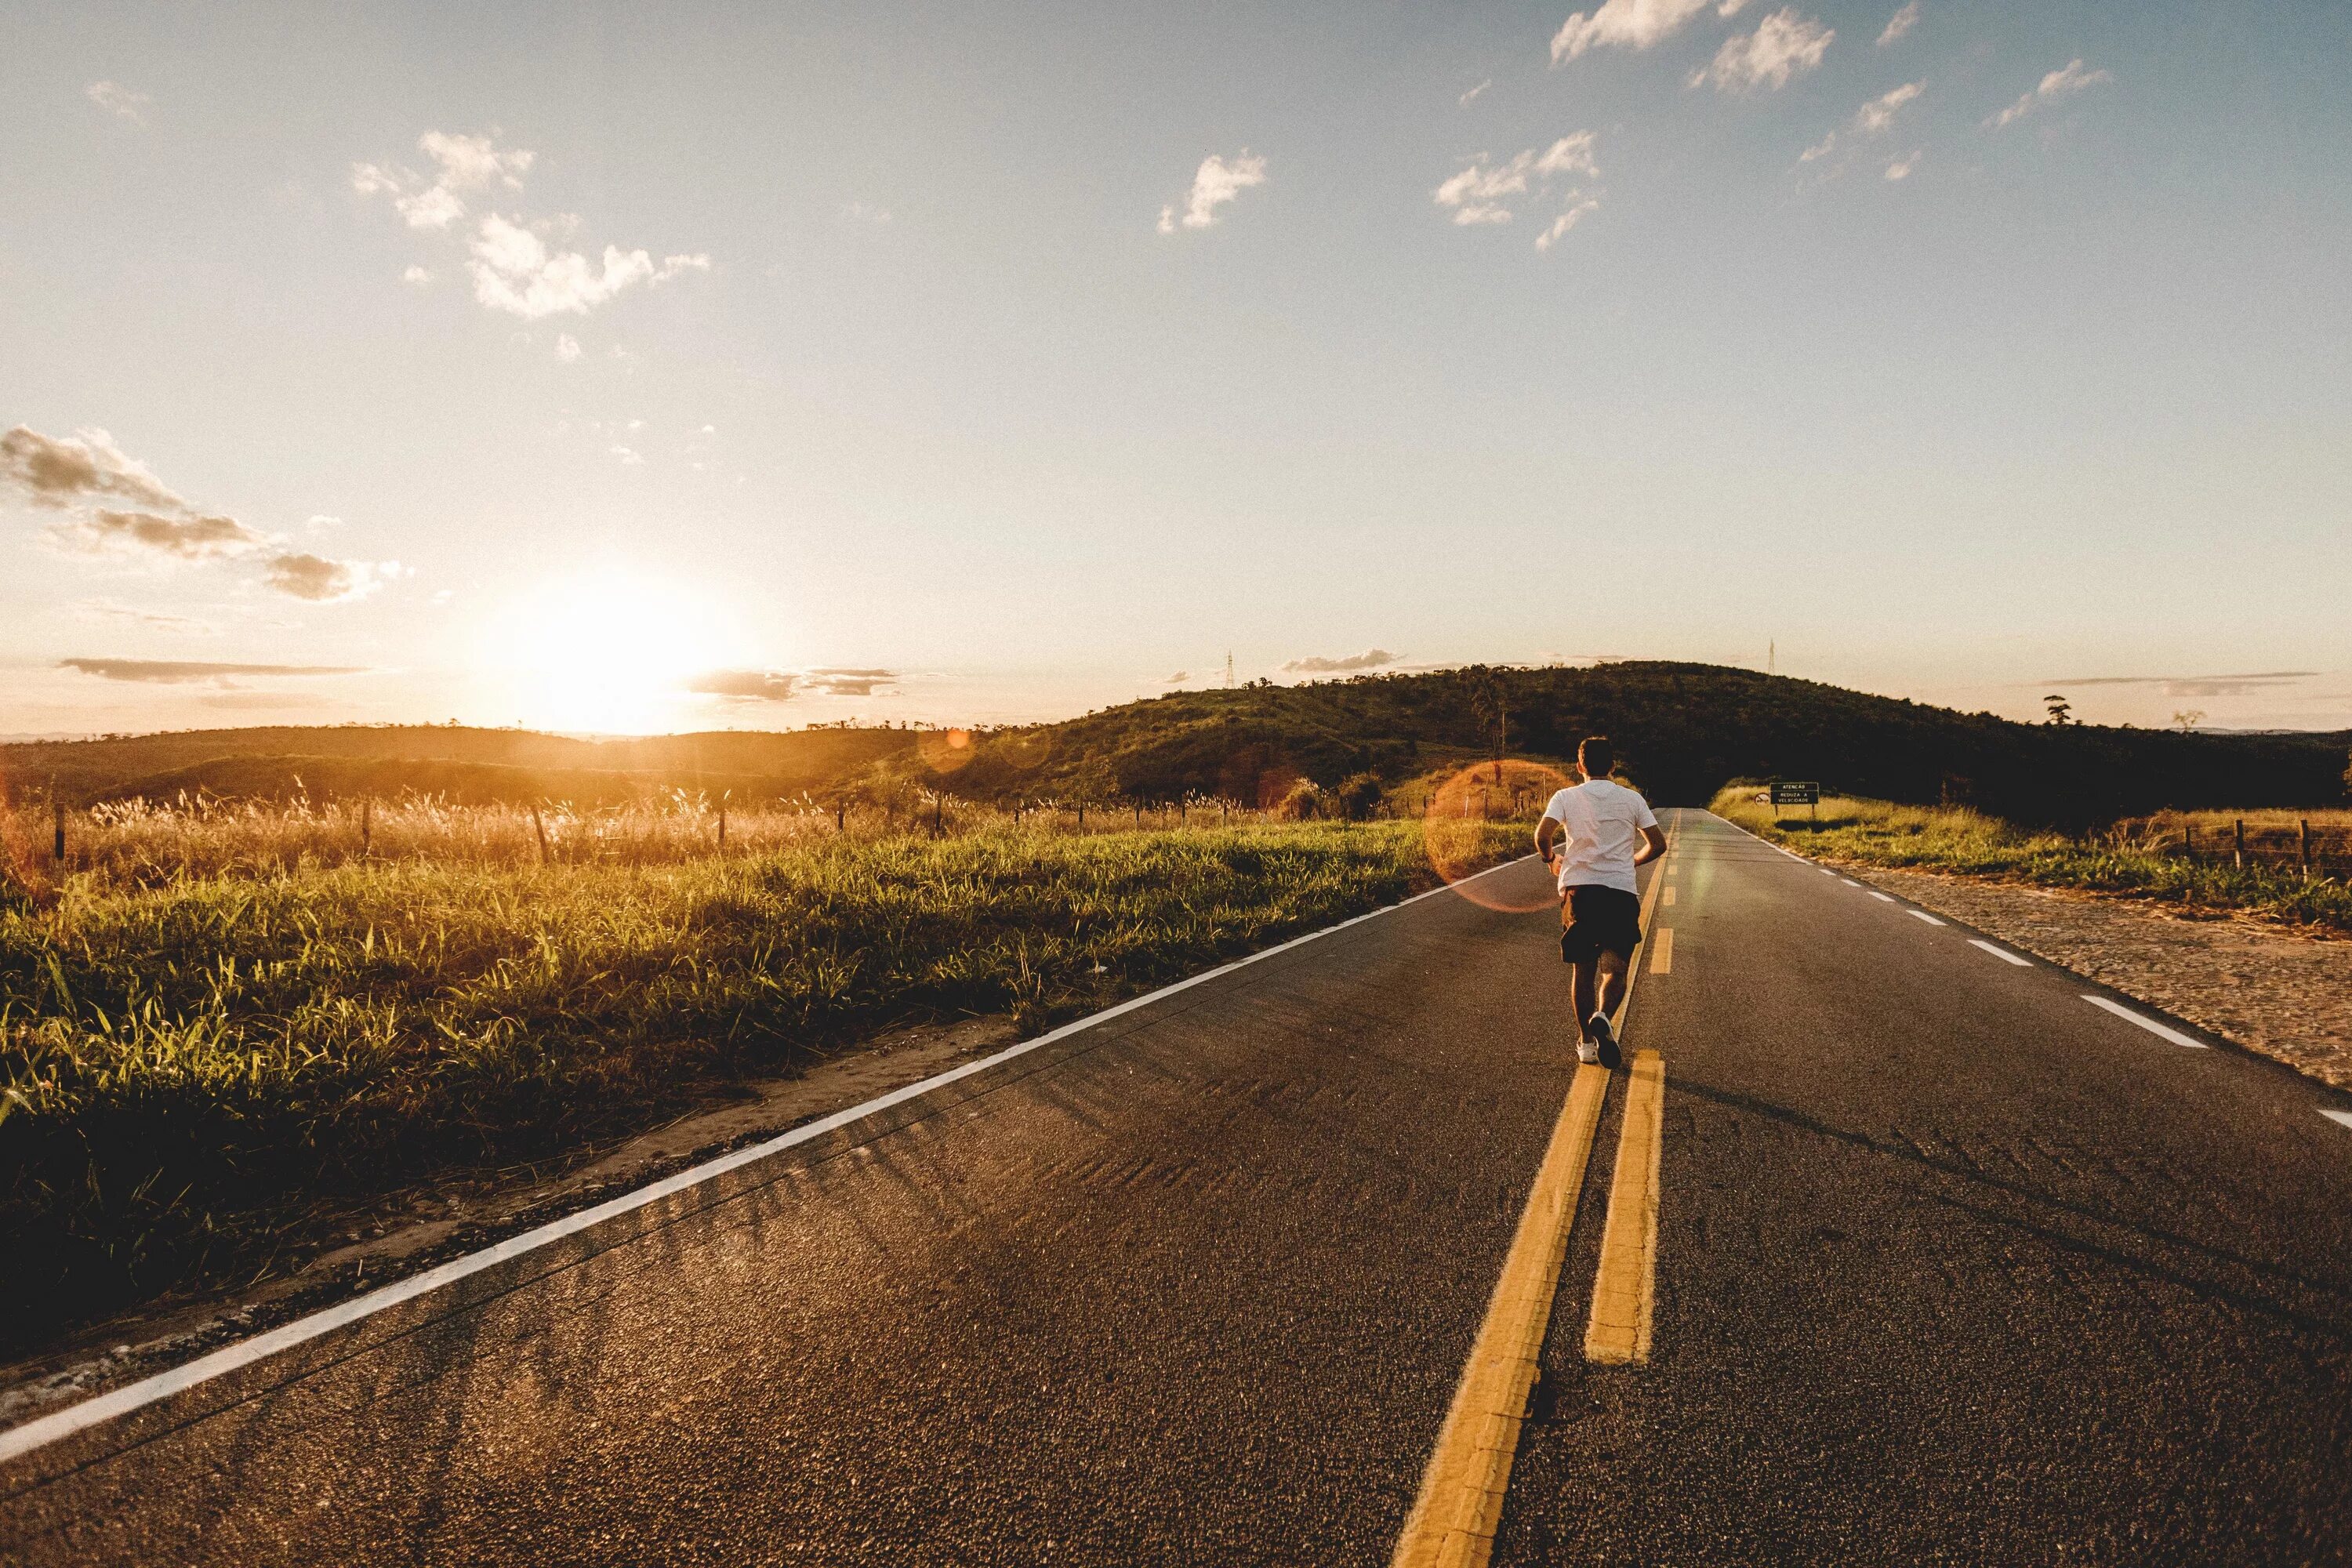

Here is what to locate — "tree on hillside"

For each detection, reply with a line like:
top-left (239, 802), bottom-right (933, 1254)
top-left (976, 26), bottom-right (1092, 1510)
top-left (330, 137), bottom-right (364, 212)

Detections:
top-left (2043, 694), bottom-right (2074, 726)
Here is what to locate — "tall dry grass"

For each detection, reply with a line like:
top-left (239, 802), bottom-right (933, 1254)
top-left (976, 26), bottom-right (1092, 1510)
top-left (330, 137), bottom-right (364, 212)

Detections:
top-left (1711, 789), bottom-right (2352, 932)
top-left (0, 801), bottom-right (1531, 1352)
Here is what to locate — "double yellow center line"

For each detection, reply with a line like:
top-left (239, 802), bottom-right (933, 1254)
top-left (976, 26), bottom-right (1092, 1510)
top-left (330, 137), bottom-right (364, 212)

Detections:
top-left (1392, 824), bottom-right (1678, 1568)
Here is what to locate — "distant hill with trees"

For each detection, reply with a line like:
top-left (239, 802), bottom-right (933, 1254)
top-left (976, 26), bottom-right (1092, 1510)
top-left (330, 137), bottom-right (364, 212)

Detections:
top-left (7, 664), bottom-right (2345, 829)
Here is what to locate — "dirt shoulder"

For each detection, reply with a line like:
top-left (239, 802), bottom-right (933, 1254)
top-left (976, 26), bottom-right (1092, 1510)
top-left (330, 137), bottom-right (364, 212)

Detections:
top-left (1848, 863), bottom-right (2352, 1091)
top-left (0, 1013), bottom-right (1019, 1430)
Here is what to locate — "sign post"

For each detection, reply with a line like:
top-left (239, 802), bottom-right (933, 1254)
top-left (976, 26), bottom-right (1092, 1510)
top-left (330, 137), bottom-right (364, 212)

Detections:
top-left (1769, 780), bottom-right (1821, 826)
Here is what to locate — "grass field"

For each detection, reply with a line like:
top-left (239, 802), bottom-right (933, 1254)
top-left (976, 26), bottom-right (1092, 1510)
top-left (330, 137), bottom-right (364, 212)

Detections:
top-left (0, 805), bottom-right (1528, 1353)
top-left (1711, 789), bottom-right (2352, 935)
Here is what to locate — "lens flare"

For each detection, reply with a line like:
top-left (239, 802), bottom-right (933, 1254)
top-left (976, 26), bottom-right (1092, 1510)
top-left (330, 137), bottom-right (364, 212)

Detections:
top-left (996, 729), bottom-right (1053, 771)
top-left (1423, 758), bottom-right (1573, 912)
top-left (917, 728), bottom-right (975, 773)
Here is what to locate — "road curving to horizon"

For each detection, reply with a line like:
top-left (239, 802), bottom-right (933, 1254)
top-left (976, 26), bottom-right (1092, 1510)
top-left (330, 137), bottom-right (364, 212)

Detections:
top-left (4, 811), bottom-right (2350, 1565)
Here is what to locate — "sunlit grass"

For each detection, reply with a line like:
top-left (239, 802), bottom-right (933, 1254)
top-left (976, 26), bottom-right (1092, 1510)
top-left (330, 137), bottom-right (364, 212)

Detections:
top-left (1711, 787), bottom-right (2352, 935)
top-left (0, 811), bottom-right (1526, 1349)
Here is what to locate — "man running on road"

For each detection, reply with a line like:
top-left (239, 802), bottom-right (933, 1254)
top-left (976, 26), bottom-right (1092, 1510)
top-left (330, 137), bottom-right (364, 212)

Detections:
top-left (1535, 736), bottom-right (1667, 1068)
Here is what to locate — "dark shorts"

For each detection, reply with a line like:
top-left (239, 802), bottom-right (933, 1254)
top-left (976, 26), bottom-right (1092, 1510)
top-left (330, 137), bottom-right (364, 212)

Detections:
top-left (1559, 884), bottom-right (1642, 964)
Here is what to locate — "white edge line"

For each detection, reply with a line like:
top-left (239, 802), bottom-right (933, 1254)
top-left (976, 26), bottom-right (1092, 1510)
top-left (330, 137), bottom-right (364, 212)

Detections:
top-left (2082, 995), bottom-right (2209, 1051)
top-left (2321, 1109), bottom-right (2352, 1131)
top-left (1968, 939), bottom-right (2033, 967)
top-left (1907, 909), bottom-right (1946, 926)
top-left (0, 854), bottom-right (1535, 1468)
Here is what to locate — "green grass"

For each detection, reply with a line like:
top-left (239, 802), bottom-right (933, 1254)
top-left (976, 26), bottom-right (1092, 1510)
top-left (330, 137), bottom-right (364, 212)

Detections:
top-left (1711, 788), bottom-right (2352, 935)
top-left (0, 818), bottom-right (1524, 1352)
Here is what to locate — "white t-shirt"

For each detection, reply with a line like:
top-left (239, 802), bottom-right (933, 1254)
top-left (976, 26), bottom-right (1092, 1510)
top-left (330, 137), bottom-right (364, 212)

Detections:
top-left (1541, 779), bottom-right (1658, 895)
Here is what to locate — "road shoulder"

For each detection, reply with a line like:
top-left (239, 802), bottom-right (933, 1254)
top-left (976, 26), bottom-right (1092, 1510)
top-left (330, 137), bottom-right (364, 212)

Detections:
top-left (1849, 865), bottom-right (2352, 1091)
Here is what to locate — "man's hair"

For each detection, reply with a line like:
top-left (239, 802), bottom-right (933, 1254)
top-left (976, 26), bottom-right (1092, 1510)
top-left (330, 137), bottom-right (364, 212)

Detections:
top-left (1577, 736), bottom-right (1614, 778)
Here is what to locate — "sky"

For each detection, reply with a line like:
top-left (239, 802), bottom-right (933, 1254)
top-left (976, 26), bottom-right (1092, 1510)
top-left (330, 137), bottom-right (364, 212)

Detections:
top-left (4, 0), bottom-right (2349, 739)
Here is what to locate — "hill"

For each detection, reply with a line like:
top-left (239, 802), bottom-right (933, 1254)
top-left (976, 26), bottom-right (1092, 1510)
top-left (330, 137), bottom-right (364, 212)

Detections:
top-left (6, 665), bottom-right (2346, 829)
top-left (906, 663), bottom-right (2351, 829)
top-left (2, 724), bottom-right (913, 807)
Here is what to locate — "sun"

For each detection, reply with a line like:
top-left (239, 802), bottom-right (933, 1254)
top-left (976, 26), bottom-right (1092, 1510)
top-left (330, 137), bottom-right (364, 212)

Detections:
top-left (487, 571), bottom-right (731, 733)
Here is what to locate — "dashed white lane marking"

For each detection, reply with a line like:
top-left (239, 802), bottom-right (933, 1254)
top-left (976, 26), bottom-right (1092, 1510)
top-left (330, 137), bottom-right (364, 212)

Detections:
top-left (2321, 1109), bottom-right (2352, 1131)
top-left (1870, 891), bottom-right (1897, 903)
top-left (1907, 909), bottom-right (1946, 926)
top-left (1820, 868), bottom-right (1838, 877)
top-left (1842, 878), bottom-right (1864, 887)
top-left (2083, 996), bottom-right (2209, 1050)
top-left (1969, 939), bottom-right (2033, 967)
top-left (0, 856), bottom-right (1539, 1468)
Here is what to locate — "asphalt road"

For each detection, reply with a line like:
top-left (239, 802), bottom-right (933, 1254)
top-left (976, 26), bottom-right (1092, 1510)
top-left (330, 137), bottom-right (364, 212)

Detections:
top-left (5, 811), bottom-right (2350, 1565)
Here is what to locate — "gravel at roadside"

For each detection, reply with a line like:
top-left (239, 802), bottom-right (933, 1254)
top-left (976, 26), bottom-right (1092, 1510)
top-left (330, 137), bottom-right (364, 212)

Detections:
top-left (1849, 865), bottom-right (2352, 1091)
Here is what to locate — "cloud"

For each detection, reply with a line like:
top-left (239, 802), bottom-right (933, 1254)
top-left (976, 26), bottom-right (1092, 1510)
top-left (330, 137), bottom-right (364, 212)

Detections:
top-left (1157, 152), bottom-right (1267, 234)
top-left (2, 425), bottom-right (188, 513)
top-left (556, 334), bottom-right (583, 362)
top-left (1551, 0), bottom-right (1730, 64)
top-left (394, 185), bottom-right (466, 230)
top-left (418, 130), bottom-right (533, 192)
top-left (60, 658), bottom-right (364, 684)
top-left (1166, 670), bottom-right (1190, 684)
top-left (5, 425), bottom-right (397, 608)
top-left (85, 81), bottom-right (151, 124)
top-left (1692, 8), bottom-right (1833, 92)
top-left (353, 132), bottom-right (534, 232)
top-left (842, 201), bottom-right (893, 224)
top-left (1801, 80), bottom-right (1922, 170)
top-left (262, 552), bottom-right (397, 602)
top-left (1855, 79), bottom-right (1924, 133)
top-left (610, 445), bottom-right (643, 465)
top-left (76, 598), bottom-right (216, 633)
top-left (1284, 648), bottom-right (1396, 673)
top-left (1460, 79), bottom-right (1491, 107)
top-left (1989, 59), bottom-right (2111, 129)
top-left (1537, 198), bottom-right (1602, 249)
top-left (1435, 136), bottom-right (1598, 223)
top-left (357, 132), bottom-right (705, 318)
top-left (1876, 2), bottom-right (1920, 45)
top-left (2043, 671), bottom-right (2314, 699)
top-left (1884, 151), bottom-right (1921, 180)
top-left (804, 667), bottom-right (897, 696)
top-left (466, 215), bottom-right (692, 318)
top-left (80, 508), bottom-right (268, 558)
top-left (402, 264), bottom-right (433, 286)
top-left (1435, 136), bottom-right (1599, 240)
top-left (687, 669), bottom-right (797, 702)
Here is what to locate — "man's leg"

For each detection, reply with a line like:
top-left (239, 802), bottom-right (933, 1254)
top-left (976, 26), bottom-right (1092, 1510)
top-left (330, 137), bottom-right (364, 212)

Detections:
top-left (1592, 949), bottom-right (1630, 1025)
top-left (1571, 956), bottom-right (1599, 1039)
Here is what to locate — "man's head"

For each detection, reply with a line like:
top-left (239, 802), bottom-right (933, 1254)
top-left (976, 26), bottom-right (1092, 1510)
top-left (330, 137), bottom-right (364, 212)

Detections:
top-left (1577, 735), bottom-right (1614, 782)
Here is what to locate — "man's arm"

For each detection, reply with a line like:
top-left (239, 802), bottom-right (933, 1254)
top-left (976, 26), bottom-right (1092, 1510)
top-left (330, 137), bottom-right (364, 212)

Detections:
top-left (1632, 823), bottom-right (1668, 866)
top-left (1535, 815), bottom-right (1564, 866)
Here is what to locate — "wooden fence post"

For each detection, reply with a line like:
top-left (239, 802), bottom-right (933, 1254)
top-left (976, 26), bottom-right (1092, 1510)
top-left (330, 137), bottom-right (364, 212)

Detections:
top-left (361, 797), bottom-right (373, 858)
top-left (837, 800), bottom-right (846, 832)
top-left (530, 803), bottom-right (550, 864)
top-left (2183, 823), bottom-right (2194, 862)
top-left (932, 795), bottom-right (942, 837)
top-left (2234, 818), bottom-right (2245, 871)
top-left (717, 800), bottom-right (728, 851)
top-left (2301, 818), bottom-right (2314, 879)
top-left (53, 800), bottom-right (67, 864)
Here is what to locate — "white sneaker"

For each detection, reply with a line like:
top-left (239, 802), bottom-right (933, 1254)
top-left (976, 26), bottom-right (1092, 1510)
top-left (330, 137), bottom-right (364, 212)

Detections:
top-left (1576, 1038), bottom-right (1601, 1065)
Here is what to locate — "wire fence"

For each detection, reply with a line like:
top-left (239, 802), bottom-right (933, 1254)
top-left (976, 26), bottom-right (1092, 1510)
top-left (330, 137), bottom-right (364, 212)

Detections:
top-left (1, 780), bottom-right (1551, 898)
